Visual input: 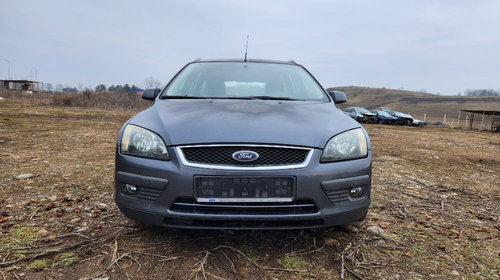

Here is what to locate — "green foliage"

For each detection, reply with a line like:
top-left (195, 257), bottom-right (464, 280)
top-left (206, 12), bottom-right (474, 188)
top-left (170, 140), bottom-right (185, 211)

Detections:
top-left (95, 84), bottom-right (107, 92)
top-left (277, 255), bottom-right (305, 269)
top-left (108, 84), bottom-right (141, 93)
top-left (0, 226), bottom-right (40, 249)
top-left (53, 252), bottom-right (78, 268)
top-left (26, 260), bottom-right (47, 271)
top-left (410, 245), bottom-right (424, 256)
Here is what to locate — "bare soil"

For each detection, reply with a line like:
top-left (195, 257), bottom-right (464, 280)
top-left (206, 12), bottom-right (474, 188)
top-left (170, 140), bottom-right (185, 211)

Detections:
top-left (0, 99), bottom-right (498, 280)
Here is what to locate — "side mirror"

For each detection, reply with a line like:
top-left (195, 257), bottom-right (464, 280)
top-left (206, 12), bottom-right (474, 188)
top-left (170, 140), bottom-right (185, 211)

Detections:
top-left (142, 88), bottom-right (161, 101)
top-left (326, 89), bottom-right (347, 104)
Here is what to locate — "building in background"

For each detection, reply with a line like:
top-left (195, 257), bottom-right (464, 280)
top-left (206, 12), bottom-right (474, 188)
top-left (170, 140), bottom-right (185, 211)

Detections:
top-left (0, 79), bottom-right (42, 92)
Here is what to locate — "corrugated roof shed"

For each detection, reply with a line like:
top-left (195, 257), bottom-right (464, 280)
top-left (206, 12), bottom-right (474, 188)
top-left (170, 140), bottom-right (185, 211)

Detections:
top-left (460, 109), bottom-right (499, 132)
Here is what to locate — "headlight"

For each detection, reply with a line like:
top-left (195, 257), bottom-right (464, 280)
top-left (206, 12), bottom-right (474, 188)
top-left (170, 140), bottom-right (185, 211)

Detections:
top-left (120, 124), bottom-right (169, 160)
top-left (320, 128), bottom-right (367, 162)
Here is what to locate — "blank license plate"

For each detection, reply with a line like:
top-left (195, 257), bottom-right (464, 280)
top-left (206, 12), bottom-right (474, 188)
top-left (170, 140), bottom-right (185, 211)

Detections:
top-left (195, 177), bottom-right (294, 203)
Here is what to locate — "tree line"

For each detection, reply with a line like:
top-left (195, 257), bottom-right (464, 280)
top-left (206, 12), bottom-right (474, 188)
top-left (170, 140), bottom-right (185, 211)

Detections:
top-left (57, 84), bottom-right (141, 93)
top-left (43, 77), bottom-right (163, 93)
top-left (464, 89), bottom-right (500, 96)
top-left (98, 84), bottom-right (142, 93)
top-left (97, 77), bottom-right (163, 93)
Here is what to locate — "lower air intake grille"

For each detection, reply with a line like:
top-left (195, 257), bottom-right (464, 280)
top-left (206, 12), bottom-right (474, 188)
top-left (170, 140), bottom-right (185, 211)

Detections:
top-left (170, 198), bottom-right (319, 215)
top-left (163, 218), bottom-right (324, 229)
top-left (325, 189), bottom-right (351, 205)
top-left (120, 184), bottom-right (163, 201)
top-left (136, 187), bottom-right (163, 201)
top-left (324, 189), bottom-right (368, 205)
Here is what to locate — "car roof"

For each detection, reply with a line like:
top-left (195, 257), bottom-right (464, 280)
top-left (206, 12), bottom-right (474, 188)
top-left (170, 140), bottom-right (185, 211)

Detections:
top-left (193, 58), bottom-right (298, 65)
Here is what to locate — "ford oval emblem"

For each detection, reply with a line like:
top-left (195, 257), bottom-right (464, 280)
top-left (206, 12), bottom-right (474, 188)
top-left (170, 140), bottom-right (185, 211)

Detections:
top-left (232, 150), bottom-right (259, 162)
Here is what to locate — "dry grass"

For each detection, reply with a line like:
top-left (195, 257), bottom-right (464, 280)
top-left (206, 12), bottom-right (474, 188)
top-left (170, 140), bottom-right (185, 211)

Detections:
top-left (0, 99), bottom-right (498, 279)
top-left (335, 86), bottom-right (500, 123)
top-left (0, 89), bottom-right (150, 111)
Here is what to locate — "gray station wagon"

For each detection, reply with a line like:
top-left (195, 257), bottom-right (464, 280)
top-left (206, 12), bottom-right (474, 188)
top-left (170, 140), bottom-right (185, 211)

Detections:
top-left (115, 59), bottom-right (372, 229)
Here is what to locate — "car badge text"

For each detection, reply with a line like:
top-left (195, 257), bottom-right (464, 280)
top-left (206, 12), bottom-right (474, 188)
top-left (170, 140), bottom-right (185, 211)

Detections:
top-left (232, 151), bottom-right (259, 162)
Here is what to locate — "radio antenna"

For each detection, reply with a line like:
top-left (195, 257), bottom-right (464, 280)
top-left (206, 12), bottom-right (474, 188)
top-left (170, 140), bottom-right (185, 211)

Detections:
top-left (244, 35), bottom-right (249, 61)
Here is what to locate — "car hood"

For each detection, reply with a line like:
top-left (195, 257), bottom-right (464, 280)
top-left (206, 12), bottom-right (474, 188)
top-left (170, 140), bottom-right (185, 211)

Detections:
top-left (395, 112), bottom-right (413, 118)
top-left (361, 112), bottom-right (376, 117)
top-left (128, 99), bottom-right (361, 149)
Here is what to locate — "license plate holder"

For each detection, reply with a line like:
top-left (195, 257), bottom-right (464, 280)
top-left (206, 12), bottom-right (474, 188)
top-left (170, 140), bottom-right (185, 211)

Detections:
top-left (194, 176), bottom-right (294, 203)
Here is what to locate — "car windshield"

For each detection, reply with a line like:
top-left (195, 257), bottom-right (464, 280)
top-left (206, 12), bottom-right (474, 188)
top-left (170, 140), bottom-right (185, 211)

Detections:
top-left (161, 62), bottom-right (327, 101)
top-left (356, 107), bottom-right (371, 114)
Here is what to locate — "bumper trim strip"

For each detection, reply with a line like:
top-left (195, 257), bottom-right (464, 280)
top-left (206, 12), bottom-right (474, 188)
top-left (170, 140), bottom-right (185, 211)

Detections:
top-left (175, 144), bottom-right (314, 170)
top-left (116, 171), bottom-right (169, 190)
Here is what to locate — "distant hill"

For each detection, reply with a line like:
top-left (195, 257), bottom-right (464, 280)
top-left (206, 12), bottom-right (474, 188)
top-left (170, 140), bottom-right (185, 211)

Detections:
top-left (329, 86), bottom-right (500, 121)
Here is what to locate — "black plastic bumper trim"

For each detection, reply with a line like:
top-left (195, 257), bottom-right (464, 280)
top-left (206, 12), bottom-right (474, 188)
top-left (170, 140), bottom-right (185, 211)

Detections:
top-left (116, 171), bottom-right (169, 190)
top-left (320, 175), bottom-right (370, 191)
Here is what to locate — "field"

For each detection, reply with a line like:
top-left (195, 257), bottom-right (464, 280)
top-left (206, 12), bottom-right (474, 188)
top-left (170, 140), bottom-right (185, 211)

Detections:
top-left (0, 97), bottom-right (499, 280)
top-left (334, 86), bottom-right (500, 125)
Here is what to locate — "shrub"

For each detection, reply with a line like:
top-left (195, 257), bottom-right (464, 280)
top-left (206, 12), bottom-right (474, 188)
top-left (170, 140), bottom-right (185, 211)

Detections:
top-left (0, 89), bottom-right (150, 111)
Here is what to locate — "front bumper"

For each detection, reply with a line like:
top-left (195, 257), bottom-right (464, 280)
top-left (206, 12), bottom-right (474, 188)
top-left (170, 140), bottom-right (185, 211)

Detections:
top-left (115, 148), bottom-right (371, 230)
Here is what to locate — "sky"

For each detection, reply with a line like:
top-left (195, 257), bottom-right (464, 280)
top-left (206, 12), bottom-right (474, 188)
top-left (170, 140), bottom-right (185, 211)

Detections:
top-left (1, 0), bottom-right (499, 95)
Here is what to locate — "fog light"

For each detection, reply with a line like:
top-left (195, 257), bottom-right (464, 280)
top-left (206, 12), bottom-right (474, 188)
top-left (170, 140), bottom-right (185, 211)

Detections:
top-left (124, 184), bottom-right (137, 194)
top-left (349, 187), bottom-right (363, 198)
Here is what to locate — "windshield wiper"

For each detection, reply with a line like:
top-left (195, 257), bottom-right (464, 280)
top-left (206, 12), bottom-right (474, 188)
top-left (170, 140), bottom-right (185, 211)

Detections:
top-left (161, 95), bottom-right (303, 101)
top-left (161, 95), bottom-right (210, 99)
top-left (245, 96), bottom-right (300, 100)
top-left (162, 96), bottom-right (265, 100)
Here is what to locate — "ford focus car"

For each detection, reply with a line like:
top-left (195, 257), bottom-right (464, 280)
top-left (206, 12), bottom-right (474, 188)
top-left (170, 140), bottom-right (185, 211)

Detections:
top-left (115, 59), bottom-right (372, 229)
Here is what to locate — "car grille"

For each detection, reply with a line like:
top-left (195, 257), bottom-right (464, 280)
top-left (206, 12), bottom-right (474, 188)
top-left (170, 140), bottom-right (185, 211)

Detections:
top-left (170, 198), bottom-right (319, 215)
top-left (178, 145), bottom-right (311, 168)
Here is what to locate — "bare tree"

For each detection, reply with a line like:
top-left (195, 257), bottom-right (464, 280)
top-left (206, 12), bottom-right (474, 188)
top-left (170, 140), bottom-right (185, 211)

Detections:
top-left (143, 77), bottom-right (162, 89)
top-left (465, 89), bottom-right (500, 96)
top-left (45, 83), bottom-right (54, 92)
top-left (95, 84), bottom-right (107, 92)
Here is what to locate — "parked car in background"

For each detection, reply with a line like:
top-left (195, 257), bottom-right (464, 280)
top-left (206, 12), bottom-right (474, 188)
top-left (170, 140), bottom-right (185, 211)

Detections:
top-left (344, 108), bottom-right (364, 122)
top-left (370, 110), bottom-right (398, 124)
top-left (412, 119), bottom-right (425, 127)
top-left (345, 107), bottom-right (377, 123)
top-left (389, 111), bottom-right (413, 125)
top-left (379, 107), bottom-right (425, 127)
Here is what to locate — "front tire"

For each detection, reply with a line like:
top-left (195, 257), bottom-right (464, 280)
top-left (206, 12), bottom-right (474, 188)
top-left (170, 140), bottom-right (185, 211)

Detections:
top-left (343, 209), bottom-right (368, 232)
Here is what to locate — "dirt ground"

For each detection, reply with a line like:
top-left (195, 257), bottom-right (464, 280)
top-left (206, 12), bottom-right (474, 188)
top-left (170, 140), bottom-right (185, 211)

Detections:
top-left (0, 100), bottom-right (498, 280)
